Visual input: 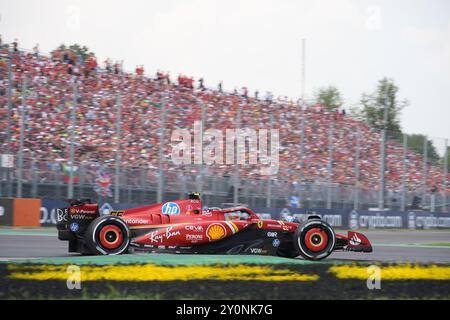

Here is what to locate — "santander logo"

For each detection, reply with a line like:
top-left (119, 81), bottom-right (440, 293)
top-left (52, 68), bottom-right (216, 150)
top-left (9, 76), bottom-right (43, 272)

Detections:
top-left (124, 218), bottom-right (149, 225)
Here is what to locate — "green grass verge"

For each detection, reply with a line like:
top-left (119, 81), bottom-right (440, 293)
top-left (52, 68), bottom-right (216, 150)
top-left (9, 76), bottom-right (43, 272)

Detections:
top-left (422, 243), bottom-right (450, 247)
top-left (0, 253), bottom-right (347, 266)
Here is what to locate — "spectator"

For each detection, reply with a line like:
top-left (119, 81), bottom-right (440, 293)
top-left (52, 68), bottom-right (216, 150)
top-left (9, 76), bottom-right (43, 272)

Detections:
top-left (241, 87), bottom-right (248, 98)
top-left (113, 61), bottom-right (121, 75)
top-left (0, 44), bottom-right (447, 196)
top-left (136, 65), bottom-right (144, 76)
top-left (104, 58), bottom-right (112, 73)
top-left (33, 43), bottom-right (39, 57)
top-left (12, 39), bottom-right (18, 52)
top-left (177, 74), bottom-right (194, 89)
top-left (63, 50), bottom-right (72, 64)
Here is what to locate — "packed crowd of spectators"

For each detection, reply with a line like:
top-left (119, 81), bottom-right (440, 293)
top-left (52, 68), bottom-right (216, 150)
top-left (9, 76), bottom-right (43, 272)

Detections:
top-left (0, 42), bottom-right (448, 195)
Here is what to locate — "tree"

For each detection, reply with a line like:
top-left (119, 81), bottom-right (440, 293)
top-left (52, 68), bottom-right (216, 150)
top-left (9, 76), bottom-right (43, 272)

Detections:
top-left (360, 78), bottom-right (408, 137)
top-left (405, 134), bottom-right (440, 163)
top-left (52, 44), bottom-right (95, 62)
top-left (348, 104), bottom-right (365, 122)
top-left (314, 86), bottom-right (343, 110)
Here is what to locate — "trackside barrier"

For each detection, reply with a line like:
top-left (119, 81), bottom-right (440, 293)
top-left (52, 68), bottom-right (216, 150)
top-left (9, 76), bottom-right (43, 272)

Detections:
top-left (34, 199), bottom-right (450, 230)
top-left (0, 198), bottom-right (14, 226)
top-left (0, 197), bottom-right (41, 227)
top-left (252, 207), bottom-right (450, 230)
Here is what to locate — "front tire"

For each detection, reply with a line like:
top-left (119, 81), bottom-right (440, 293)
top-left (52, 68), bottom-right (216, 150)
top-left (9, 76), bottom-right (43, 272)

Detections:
top-left (294, 219), bottom-right (336, 261)
top-left (84, 216), bottom-right (130, 255)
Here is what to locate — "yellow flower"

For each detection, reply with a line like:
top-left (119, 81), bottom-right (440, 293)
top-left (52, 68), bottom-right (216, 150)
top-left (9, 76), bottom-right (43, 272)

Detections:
top-left (8, 264), bottom-right (319, 282)
top-left (329, 264), bottom-right (450, 280)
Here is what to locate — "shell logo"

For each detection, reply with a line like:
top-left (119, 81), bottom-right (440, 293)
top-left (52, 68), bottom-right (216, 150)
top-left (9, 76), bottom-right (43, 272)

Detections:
top-left (206, 223), bottom-right (227, 241)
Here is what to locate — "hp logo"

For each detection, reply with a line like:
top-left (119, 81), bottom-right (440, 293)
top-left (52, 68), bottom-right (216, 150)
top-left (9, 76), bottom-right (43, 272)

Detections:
top-left (162, 202), bottom-right (180, 215)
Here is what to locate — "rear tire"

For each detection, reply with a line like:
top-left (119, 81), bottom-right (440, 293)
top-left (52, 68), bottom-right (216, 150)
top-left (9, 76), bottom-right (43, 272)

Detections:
top-left (84, 216), bottom-right (130, 255)
top-left (294, 219), bottom-right (336, 261)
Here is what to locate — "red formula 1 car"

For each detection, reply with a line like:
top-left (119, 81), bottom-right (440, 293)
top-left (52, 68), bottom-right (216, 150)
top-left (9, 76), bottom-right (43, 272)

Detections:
top-left (56, 193), bottom-right (372, 260)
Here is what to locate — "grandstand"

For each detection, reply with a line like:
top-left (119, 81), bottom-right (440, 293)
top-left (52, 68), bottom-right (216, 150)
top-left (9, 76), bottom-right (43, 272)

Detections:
top-left (0, 44), bottom-right (449, 210)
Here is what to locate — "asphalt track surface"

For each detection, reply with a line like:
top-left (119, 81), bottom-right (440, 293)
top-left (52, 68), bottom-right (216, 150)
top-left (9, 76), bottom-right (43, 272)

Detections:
top-left (1, 228), bottom-right (450, 263)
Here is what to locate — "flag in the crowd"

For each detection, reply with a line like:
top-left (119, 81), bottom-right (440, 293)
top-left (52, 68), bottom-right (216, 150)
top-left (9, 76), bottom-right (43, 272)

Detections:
top-left (62, 163), bottom-right (79, 183)
top-left (94, 169), bottom-right (113, 198)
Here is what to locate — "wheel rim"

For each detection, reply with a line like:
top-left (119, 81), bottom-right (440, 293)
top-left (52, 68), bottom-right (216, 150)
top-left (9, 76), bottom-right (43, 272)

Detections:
top-left (304, 228), bottom-right (328, 252)
top-left (99, 224), bottom-right (123, 250)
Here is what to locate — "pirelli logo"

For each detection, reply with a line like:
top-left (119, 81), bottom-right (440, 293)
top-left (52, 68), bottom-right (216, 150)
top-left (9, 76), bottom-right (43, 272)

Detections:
top-left (110, 211), bottom-right (125, 217)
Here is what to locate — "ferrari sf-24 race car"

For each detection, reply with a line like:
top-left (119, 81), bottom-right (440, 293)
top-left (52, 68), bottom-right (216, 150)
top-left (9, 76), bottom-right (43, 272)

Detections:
top-left (57, 193), bottom-right (372, 260)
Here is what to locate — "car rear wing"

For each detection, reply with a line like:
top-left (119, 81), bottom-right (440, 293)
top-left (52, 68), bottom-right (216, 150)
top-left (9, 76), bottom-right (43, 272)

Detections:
top-left (57, 199), bottom-right (99, 240)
